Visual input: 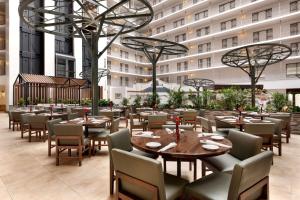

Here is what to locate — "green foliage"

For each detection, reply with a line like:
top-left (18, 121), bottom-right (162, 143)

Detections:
top-left (145, 93), bottom-right (160, 107)
top-left (202, 89), bottom-right (213, 108)
top-left (48, 98), bottom-right (53, 104)
top-left (133, 95), bottom-right (142, 107)
top-left (188, 90), bottom-right (202, 109)
top-left (18, 98), bottom-right (25, 107)
top-left (99, 99), bottom-right (110, 107)
top-left (207, 100), bottom-right (222, 110)
top-left (121, 97), bottom-right (129, 106)
top-left (219, 87), bottom-right (249, 110)
top-left (293, 106), bottom-right (300, 113)
top-left (244, 104), bottom-right (259, 112)
top-left (81, 98), bottom-right (92, 106)
top-left (271, 92), bottom-right (287, 112)
top-left (168, 87), bottom-right (186, 108)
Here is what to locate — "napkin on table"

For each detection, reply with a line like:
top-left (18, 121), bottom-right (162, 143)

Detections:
top-left (158, 142), bottom-right (177, 152)
top-left (165, 128), bottom-right (173, 134)
top-left (205, 140), bottom-right (232, 148)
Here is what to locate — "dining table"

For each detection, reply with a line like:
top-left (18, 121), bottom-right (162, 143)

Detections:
top-left (60, 116), bottom-right (111, 137)
top-left (38, 112), bottom-right (68, 119)
top-left (131, 129), bottom-right (232, 179)
top-left (242, 112), bottom-right (270, 120)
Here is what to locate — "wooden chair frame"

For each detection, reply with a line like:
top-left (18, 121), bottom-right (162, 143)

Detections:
top-left (239, 176), bottom-right (269, 200)
top-left (115, 171), bottom-right (159, 200)
top-left (55, 135), bottom-right (91, 166)
top-left (28, 122), bottom-right (47, 142)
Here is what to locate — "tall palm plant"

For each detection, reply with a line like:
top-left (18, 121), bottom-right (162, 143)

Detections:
top-left (168, 87), bottom-right (186, 108)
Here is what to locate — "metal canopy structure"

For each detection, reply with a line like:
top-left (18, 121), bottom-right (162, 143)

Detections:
top-left (13, 74), bottom-right (91, 106)
top-left (121, 36), bottom-right (188, 106)
top-left (183, 78), bottom-right (215, 108)
top-left (19, 0), bottom-right (153, 115)
top-left (79, 68), bottom-right (110, 83)
top-left (221, 43), bottom-right (291, 107)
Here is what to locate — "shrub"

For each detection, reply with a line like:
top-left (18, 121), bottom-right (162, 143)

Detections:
top-left (271, 92), bottom-right (287, 112)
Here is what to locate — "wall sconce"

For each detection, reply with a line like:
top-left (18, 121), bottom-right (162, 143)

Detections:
top-left (0, 90), bottom-right (5, 98)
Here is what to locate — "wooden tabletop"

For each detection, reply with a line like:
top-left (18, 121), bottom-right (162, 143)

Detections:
top-left (131, 130), bottom-right (232, 159)
top-left (60, 117), bottom-right (110, 126)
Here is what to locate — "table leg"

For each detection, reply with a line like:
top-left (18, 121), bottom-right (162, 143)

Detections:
top-left (239, 125), bottom-right (243, 131)
top-left (177, 159), bottom-right (181, 177)
top-left (84, 126), bottom-right (89, 138)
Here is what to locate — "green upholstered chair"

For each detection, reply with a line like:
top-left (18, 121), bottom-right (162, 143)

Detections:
top-left (20, 113), bottom-right (35, 138)
top-left (129, 113), bottom-right (146, 134)
top-left (202, 129), bottom-right (262, 176)
top-left (265, 117), bottom-right (283, 156)
top-left (107, 128), bottom-right (157, 195)
top-left (200, 117), bottom-right (227, 137)
top-left (53, 124), bottom-right (90, 166)
top-left (185, 151), bottom-right (273, 200)
top-left (28, 115), bottom-right (48, 142)
top-left (11, 111), bottom-right (25, 131)
top-left (270, 113), bottom-right (291, 143)
top-left (215, 118), bottom-right (238, 136)
top-left (182, 110), bottom-right (198, 130)
top-left (8, 111), bottom-right (13, 129)
top-left (46, 118), bottom-right (62, 156)
top-left (90, 118), bottom-right (120, 153)
top-left (244, 123), bottom-right (275, 152)
top-left (111, 148), bottom-right (188, 200)
top-left (67, 112), bottom-right (79, 120)
top-left (148, 115), bottom-right (168, 130)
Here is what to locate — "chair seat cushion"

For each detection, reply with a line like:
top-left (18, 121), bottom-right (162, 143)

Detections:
top-left (88, 128), bottom-right (106, 134)
top-left (217, 128), bottom-right (238, 135)
top-left (185, 172), bottom-right (231, 200)
top-left (164, 173), bottom-right (189, 200)
top-left (131, 148), bottom-right (158, 159)
top-left (90, 130), bottom-right (110, 139)
top-left (203, 153), bottom-right (241, 173)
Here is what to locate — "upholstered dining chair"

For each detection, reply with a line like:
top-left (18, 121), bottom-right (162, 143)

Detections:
top-left (107, 128), bottom-right (158, 195)
top-left (67, 112), bottom-right (79, 120)
top-left (202, 129), bottom-right (262, 176)
top-left (20, 113), bottom-right (35, 138)
top-left (265, 117), bottom-right (283, 156)
top-left (90, 118), bottom-right (120, 154)
top-left (53, 124), bottom-right (91, 166)
top-left (11, 111), bottom-right (25, 131)
top-left (8, 111), bottom-right (13, 129)
top-left (199, 117), bottom-right (228, 137)
top-left (182, 110), bottom-right (198, 130)
top-left (244, 123), bottom-right (275, 152)
top-left (28, 115), bottom-right (48, 142)
top-left (111, 148), bottom-right (189, 200)
top-left (129, 113), bottom-right (146, 134)
top-left (46, 118), bottom-right (62, 156)
top-left (148, 115), bottom-right (168, 130)
top-left (185, 151), bottom-right (273, 200)
top-left (270, 113), bottom-right (291, 143)
top-left (215, 118), bottom-right (238, 136)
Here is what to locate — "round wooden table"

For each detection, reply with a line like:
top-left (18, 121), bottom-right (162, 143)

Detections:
top-left (131, 129), bottom-right (232, 179)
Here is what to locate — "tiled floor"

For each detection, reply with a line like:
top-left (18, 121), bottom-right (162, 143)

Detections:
top-left (0, 113), bottom-right (299, 200)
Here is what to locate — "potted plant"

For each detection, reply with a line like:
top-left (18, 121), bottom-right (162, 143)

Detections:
top-left (271, 92), bottom-right (287, 112)
top-left (18, 98), bottom-right (25, 107)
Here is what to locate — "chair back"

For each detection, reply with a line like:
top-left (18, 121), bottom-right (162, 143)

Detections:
top-left (47, 118), bottom-right (62, 136)
top-left (148, 115), bottom-right (167, 129)
top-left (53, 124), bottom-right (83, 146)
top-left (68, 112), bottom-right (79, 120)
top-left (110, 118), bottom-right (120, 133)
top-left (20, 113), bottom-right (35, 126)
top-left (269, 114), bottom-right (291, 131)
top-left (200, 117), bottom-right (213, 133)
top-left (228, 151), bottom-right (273, 200)
top-left (228, 130), bottom-right (262, 160)
top-left (11, 111), bottom-right (25, 122)
top-left (100, 111), bottom-right (114, 120)
top-left (111, 149), bottom-right (166, 200)
top-left (182, 111), bottom-right (197, 123)
top-left (265, 117), bottom-right (283, 136)
top-left (162, 124), bottom-right (194, 131)
top-left (28, 115), bottom-right (48, 129)
top-left (244, 123), bottom-right (275, 144)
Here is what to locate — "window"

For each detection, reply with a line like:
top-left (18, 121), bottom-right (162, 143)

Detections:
top-left (207, 58), bottom-right (211, 67)
top-left (125, 64), bottom-right (129, 72)
top-left (198, 59), bottom-right (203, 68)
top-left (291, 42), bottom-right (300, 56)
top-left (253, 29), bottom-right (273, 42)
top-left (291, 23), bottom-right (300, 35)
top-left (195, 10), bottom-right (208, 21)
top-left (220, 18), bottom-right (237, 31)
top-left (0, 60), bottom-right (5, 75)
top-left (120, 77), bottom-right (123, 86)
top-left (184, 61), bottom-right (188, 70)
top-left (198, 42), bottom-right (211, 53)
top-left (175, 33), bottom-right (186, 42)
top-left (222, 36), bottom-right (238, 48)
top-left (107, 75), bottom-right (111, 85)
top-left (184, 75), bottom-right (188, 81)
top-left (107, 60), bottom-right (111, 69)
top-left (173, 18), bottom-right (185, 28)
top-left (198, 58), bottom-right (211, 68)
top-left (219, 1), bottom-right (235, 13)
top-left (196, 26), bottom-right (210, 37)
top-left (252, 8), bottom-right (272, 22)
top-left (177, 76), bottom-right (182, 84)
top-left (286, 62), bottom-right (300, 77)
top-left (290, 1), bottom-right (300, 12)
top-left (177, 63), bottom-right (181, 71)
top-left (115, 93), bottom-right (122, 99)
top-left (107, 47), bottom-right (111, 55)
top-left (125, 77), bottom-right (129, 86)
top-left (156, 25), bottom-right (165, 34)
top-left (166, 65), bottom-right (169, 72)
top-left (55, 55), bottom-right (75, 78)
top-left (154, 11), bottom-right (163, 20)
top-left (172, 3), bottom-right (183, 13)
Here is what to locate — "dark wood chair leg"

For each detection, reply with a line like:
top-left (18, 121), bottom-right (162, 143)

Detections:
top-left (193, 160), bottom-right (197, 181)
top-left (201, 162), bottom-right (206, 177)
top-left (163, 158), bottom-right (167, 172)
